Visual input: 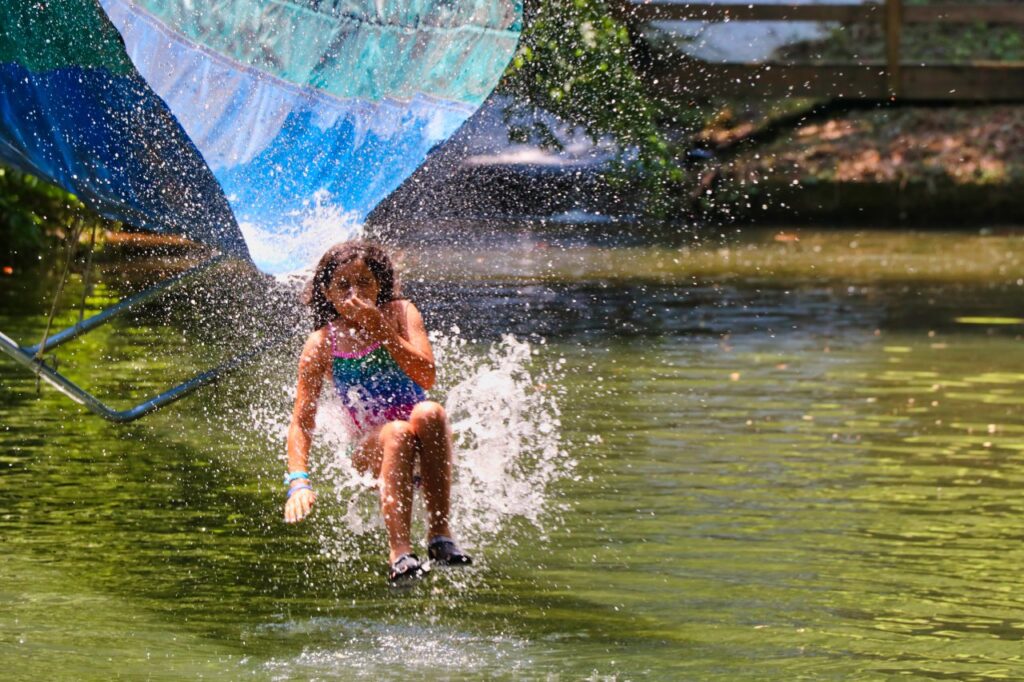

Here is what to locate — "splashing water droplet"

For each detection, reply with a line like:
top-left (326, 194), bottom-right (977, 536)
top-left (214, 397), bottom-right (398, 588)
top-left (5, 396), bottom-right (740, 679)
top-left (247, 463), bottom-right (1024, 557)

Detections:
top-left (240, 327), bottom-right (570, 565)
top-left (240, 190), bottom-right (363, 275)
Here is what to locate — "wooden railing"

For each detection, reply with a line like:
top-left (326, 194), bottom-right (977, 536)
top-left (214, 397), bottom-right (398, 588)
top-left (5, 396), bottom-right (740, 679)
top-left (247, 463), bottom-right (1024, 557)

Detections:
top-left (618, 1), bottom-right (1024, 101)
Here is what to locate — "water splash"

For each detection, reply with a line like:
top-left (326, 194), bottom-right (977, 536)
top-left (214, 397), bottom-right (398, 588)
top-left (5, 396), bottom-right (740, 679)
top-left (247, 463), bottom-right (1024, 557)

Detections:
top-left (316, 332), bottom-right (571, 559)
top-left (441, 333), bottom-right (570, 539)
top-left (260, 617), bottom-right (529, 679)
top-left (237, 190), bottom-right (363, 276)
top-left (244, 328), bottom-right (570, 563)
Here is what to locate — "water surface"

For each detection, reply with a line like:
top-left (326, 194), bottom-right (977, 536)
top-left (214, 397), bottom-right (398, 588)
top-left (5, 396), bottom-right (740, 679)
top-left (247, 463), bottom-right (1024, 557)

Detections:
top-left (2, 228), bottom-right (1023, 679)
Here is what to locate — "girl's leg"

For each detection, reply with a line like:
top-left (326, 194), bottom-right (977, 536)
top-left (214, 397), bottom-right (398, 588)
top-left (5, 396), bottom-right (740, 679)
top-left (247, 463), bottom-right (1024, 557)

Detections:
top-left (409, 401), bottom-right (453, 540)
top-left (352, 420), bottom-right (418, 562)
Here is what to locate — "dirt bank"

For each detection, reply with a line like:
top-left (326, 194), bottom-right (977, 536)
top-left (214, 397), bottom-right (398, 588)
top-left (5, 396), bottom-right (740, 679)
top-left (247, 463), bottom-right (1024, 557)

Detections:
top-left (702, 105), bottom-right (1024, 225)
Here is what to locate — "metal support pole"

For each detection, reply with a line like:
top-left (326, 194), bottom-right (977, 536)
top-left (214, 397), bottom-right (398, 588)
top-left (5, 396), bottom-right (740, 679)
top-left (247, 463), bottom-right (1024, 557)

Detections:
top-left (1, 329), bottom-right (293, 423)
top-left (24, 255), bottom-right (225, 357)
top-left (0, 253), bottom-right (295, 423)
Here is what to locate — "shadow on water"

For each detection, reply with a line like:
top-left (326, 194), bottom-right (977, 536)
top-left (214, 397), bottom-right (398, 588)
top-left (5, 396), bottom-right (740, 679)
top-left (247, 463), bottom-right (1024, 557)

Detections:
top-left (2, 226), bottom-right (1024, 679)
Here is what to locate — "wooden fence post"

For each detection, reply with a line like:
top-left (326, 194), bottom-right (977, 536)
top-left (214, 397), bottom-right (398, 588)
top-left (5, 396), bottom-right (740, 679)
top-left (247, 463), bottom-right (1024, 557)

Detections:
top-left (885, 0), bottom-right (904, 98)
top-left (627, 0), bottom-right (1024, 103)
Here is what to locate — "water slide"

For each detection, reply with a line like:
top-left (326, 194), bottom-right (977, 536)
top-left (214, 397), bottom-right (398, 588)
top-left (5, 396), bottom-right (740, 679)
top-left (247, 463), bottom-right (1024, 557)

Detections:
top-left (0, 0), bottom-right (521, 273)
top-left (0, 0), bottom-right (520, 420)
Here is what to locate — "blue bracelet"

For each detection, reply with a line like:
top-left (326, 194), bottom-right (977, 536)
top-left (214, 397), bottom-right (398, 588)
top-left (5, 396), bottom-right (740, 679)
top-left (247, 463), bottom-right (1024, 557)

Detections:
top-left (287, 484), bottom-right (314, 499)
top-left (284, 471), bottom-right (309, 485)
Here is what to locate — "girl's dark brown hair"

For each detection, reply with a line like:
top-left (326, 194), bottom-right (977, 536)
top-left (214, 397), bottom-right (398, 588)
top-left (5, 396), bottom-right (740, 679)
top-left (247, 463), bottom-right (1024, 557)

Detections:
top-left (303, 240), bottom-right (400, 330)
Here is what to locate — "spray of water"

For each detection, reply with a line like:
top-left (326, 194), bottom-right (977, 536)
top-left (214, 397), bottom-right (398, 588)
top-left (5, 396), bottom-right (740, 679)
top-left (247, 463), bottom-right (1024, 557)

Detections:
top-left (260, 617), bottom-right (531, 678)
top-left (322, 331), bottom-right (569, 559)
top-left (237, 190), bottom-right (363, 276)
top-left (243, 321), bottom-right (570, 565)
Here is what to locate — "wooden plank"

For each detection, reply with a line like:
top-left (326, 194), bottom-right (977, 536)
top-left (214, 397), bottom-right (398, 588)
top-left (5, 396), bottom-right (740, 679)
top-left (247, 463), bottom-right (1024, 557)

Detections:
top-left (903, 4), bottom-right (1024, 24)
top-left (885, 0), bottom-right (903, 96)
top-left (646, 60), bottom-right (891, 98)
top-left (645, 60), bottom-right (1024, 101)
top-left (901, 63), bottom-right (1024, 99)
top-left (620, 2), bottom-right (882, 23)
top-left (619, 2), bottom-right (1024, 24)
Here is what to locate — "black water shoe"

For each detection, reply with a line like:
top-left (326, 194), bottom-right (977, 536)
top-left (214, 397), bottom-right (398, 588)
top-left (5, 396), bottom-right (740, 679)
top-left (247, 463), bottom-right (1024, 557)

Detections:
top-left (427, 536), bottom-right (473, 566)
top-left (388, 553), bottom-right (427, 586)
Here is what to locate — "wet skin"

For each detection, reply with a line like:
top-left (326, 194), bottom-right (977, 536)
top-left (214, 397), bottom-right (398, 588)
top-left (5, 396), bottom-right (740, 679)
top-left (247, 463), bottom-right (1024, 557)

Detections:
top-left (285, 259), bottom-right (457, 563)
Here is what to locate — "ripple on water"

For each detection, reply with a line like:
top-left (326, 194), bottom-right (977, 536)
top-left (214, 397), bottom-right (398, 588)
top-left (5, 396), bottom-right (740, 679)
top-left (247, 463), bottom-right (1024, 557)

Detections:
top-left (3, 234), bottom-right (1024, 680)
top-left (260, 617), bottom-right (530, 679)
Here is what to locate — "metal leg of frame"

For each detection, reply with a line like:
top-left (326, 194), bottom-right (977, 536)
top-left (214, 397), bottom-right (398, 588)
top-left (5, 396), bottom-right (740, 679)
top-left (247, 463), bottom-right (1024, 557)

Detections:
top-left (0, 254), bottom-right (293, 423)
top-left (24, 254), bottom-right (226, 357)
top-left (1, 330), bottom-right (291, 423)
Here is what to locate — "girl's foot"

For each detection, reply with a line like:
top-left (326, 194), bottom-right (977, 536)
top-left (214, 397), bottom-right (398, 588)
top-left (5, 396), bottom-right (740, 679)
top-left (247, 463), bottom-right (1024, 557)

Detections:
top-left (427, 536), bottom-right (473, 566)
top-left (388, 553), bottom-right (427, 586)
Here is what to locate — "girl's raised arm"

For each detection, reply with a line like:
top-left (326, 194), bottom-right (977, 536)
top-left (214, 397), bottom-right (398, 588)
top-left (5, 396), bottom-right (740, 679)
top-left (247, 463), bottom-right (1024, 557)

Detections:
top-left (381, 300), bottom-right (436, 390)
top-left (335, 295), bottom-right (434, 389)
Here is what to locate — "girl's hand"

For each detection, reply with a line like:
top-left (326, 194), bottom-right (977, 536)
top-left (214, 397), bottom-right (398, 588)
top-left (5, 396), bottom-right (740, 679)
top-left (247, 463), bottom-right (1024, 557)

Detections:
top-left (284, 486), bottom-right (317, 523)
top-left (337, 295), bottom-right (390, 341)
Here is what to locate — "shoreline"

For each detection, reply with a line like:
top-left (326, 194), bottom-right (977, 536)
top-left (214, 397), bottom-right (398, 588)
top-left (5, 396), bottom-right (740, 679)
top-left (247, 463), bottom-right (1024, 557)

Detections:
top-left (732, 179), bottom-right (1024, 226)
top-left (372, 103), bottom-right (1024, 228)
top-left (371, 162), bottom-right (1024, 228)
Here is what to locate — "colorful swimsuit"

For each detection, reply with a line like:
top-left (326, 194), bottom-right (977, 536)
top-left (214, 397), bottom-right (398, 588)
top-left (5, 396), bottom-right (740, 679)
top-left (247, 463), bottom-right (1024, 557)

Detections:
top-left (329, 322), bottom-right (426, 434)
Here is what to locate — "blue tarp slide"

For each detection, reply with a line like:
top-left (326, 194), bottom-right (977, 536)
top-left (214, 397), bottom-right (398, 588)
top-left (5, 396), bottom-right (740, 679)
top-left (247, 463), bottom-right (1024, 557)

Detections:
top-left (0, 0), bottom-right (521, 273)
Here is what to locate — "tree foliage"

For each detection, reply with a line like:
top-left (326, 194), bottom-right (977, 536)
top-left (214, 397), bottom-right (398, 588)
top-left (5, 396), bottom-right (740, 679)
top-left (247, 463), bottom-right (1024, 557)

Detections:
top-left (0, 167), bottom-right (111, 263)
top-left (500, 0), bottom-right (687, 210)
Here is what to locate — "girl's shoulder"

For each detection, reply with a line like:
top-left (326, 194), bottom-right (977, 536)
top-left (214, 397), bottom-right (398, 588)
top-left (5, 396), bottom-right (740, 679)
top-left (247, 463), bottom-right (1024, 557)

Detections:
top-left (382, 298), bottom-right (417, 325)
top-left (383, 298), bottom-right (414, 312)
top-left (300, 326), bottom-right (332, 362)
top-left (306, 325), bottom-right (331, 345)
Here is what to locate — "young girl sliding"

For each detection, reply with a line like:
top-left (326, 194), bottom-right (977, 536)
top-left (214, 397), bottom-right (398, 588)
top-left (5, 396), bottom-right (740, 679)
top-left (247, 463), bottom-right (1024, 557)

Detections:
top-left (283, 240), bottom-right (471, 585)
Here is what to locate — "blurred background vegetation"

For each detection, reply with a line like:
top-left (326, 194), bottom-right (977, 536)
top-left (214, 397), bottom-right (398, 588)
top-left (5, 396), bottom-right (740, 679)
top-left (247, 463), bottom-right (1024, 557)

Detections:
top-left (500, 0), bottom-right (1024, 222)
top-left (3, 0), bottom-right (1024, 264)
top-left (0, 166), bottom-right (113, 265)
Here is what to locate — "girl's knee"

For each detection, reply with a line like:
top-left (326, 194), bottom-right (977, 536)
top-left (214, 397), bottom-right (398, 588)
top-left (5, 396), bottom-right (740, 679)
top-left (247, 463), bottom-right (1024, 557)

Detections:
top-left (381, 420), bottom-right (415, 446)
top-left (410, 401), bottom-right (446, 429)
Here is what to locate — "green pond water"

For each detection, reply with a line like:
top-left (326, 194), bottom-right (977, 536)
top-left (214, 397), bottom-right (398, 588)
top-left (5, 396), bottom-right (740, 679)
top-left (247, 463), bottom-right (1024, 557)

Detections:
top-left (2, 228), bottom-right (1024, 680)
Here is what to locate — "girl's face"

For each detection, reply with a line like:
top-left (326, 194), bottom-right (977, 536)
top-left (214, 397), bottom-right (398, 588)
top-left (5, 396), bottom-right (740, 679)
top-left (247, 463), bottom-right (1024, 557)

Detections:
top-left (324, 258), bottom-right (381, 314)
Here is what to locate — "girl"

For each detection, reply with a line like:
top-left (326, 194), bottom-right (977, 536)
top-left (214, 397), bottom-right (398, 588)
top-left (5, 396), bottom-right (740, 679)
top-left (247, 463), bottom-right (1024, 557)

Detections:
top-left (283, 240), bottom-right (471, 585)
